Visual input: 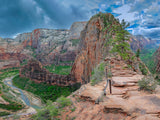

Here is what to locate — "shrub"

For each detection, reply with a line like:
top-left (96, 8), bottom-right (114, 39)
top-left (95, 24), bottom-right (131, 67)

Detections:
top-left (0, 111), bottom-right (10, 117)
top-left (56, 96), bottom-right (72, 108)
top-left (139, 63), bottom-right (148, 75)
top-left (138, 76), bottom-right (157, 92)
top-left (91, 62), bottom-right (105, 86)
top-left (32, 97), bottom-right (72, 120)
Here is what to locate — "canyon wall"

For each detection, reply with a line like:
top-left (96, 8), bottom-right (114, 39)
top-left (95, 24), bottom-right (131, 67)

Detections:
top-left (71, 13), bottom-right (117, 84)
top-left (0, 22), bottom-right (87, 69)
top-left (20, 59), bottom-right (77, 86)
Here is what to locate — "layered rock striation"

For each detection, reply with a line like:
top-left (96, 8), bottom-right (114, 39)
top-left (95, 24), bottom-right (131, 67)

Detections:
top-left (0, 22), bottom-right (87, 69)
top-left (71, 13), bottom-right (118, 84)
top-left (20, 59), bottom-right (77, 86)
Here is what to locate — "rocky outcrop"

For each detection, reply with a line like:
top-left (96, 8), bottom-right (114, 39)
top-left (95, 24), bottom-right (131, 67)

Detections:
top-left (69, 22), bottom-right (87, 39)
top-left (20, 59), bottom-right (77, 86)
top-left (59, 57), bottom-right (160, 120)
top-left (0, 38), bottom-right (29, 69)
top-left (71, 13), bottom-right (118, 84)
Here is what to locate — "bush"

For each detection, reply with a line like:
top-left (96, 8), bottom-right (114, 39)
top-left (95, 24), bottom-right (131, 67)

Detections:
top-left (138, 76), bottom-right (157, 92)
top-left (91, 62), bottom-right (105, 86)
top-left (56, 96), bottom-right (72, 108)
top-left (0, 111), bottom-right (10, 117)
top-left (139, 63), bottom-right (148, 75)
top-left (32, 97), bottom-right (72, 120)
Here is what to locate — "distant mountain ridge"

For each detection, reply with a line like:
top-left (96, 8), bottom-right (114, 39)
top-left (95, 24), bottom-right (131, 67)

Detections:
top-left (0, 20), bottom-right (159, 70)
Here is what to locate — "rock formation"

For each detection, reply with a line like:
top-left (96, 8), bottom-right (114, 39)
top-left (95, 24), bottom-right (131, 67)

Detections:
top-left (0, 22), bottom-right (87, 70)
top-left (59, 57), bottom-right (160, 120)
top-left (71, 13), bottom-right (121, 84)
top-left (20, 59), bottom-right (77, 86)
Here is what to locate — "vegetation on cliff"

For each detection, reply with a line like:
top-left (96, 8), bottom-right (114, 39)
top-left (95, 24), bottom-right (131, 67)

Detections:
top-left (138, 75), bottom-right (157, 92)
top-left (44, 64), bottom-right (72, 75)
top-left (140, 47), bottom-right (157, 74)
top-left (91, 62), bottom-right (106, 86)
top-left (13, 75), bottom-right (80, 103)
top-left (32, 96), bottom-right (72, 120)
top-left (0, 69), bottom-right (24, 112)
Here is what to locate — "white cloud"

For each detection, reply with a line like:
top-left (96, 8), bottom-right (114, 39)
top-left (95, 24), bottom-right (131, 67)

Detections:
top-left (113, 4), bottom-right (138, 22)
top-left (12, 33), bottom-right (20, 39)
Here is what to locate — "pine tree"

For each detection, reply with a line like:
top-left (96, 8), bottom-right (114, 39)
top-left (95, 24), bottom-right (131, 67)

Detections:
top-left (136, 48), bottom-right (140, 58)
top-left (111, 19), bottom-right (131, 60)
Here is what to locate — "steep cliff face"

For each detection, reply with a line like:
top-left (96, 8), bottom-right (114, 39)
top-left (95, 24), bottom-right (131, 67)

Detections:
top-left (0, 22), bottom-right (86, 70)
top-left (14, 23), bottom-right (86, 65)
top-left (71, 13), bottom-right (118, 84)
top-left (0, 38), bottom-right (29, 69)
top-left (69, 22), bottom-right (87, 39)
top-left (20, 59), bottom-right (77, 86)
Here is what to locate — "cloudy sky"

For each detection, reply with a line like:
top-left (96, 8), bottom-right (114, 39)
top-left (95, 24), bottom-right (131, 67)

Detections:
top-left (0, 0), bottom-right (159, 40)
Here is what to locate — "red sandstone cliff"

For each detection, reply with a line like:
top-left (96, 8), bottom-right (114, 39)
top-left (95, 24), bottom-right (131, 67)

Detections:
top-left (71, 13), bottom-right (118, 84)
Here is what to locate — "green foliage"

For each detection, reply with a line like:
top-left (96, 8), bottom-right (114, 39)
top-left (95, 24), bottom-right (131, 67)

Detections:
top-left (44, 64), bottom-right (72, 75)
top-left (0, 95), bottom-right (24, 111)
top-left (0, 102), bottom-right (23, 112)
top-left (70, 39), bottom-right (80, 46)
top-left (91, 62), bottom-right (105, 86)
top-left (139, 63), bottom-right (148, 75)
top-left (0, 69), bottom-right (24, 112)
top-left (0, 69), bottom-right (19, 96)
top-left (0, 111), bottom-right (10, 117)
top-left (12, 75), bottom-right (81, 103)
top-left (32, 97), bottom-right (72, 120)
top-left (140, 47), bottom-right (157, 73)
top-left (111, 19), bottom-right (131, 60)
top-left (0, 70), bottom-right (19, 81)
top-left (56, 96), bottom-right (72, 108)
top-left (20, 59), bottom-right (28, 66)
top-left (138, 76), bottom-right (157, 92)
top-left (136, 49), bottom-right (140, 58)
top-left (0, 67), bottom-right (19, 73)
top-left (60, 49), bottom-right (67, 54)
top-left (71, 106), bottom-right (76, 112)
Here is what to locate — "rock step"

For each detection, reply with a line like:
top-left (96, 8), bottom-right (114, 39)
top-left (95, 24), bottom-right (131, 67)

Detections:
top-left (112, 72), bottom-right (137, 76)
top-left (112, 82), bottom-right (137, 87)
top-left (112, 73), bottom-right (136, 77)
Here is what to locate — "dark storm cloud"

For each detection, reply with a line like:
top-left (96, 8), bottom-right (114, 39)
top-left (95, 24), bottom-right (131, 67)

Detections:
top-left (0, 0), bottom-right (44, 37)
top-left (34, 0), bottom-right (89, 28)
top-left (0, 0), bottom-right (90, 38)
top-left (0, 0), bottom-right (159, 40)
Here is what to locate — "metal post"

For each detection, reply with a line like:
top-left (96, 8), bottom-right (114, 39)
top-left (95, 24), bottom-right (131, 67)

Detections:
top-left (109, 79), bottom-right (112, 94)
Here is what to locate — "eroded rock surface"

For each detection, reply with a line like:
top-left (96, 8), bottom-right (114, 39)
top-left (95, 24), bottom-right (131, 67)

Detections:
top-left (60, 58), bottom-right (160, 120)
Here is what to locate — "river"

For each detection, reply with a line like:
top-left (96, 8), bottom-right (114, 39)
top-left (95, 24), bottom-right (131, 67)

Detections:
top-left (3, 76), bottom-right (41, 109)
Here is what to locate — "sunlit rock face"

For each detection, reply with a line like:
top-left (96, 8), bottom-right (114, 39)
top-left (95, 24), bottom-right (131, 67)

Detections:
top-left (71, 13), bottom-right (118, 84)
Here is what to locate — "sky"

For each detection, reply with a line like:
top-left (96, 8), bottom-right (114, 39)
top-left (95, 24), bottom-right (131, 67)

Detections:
top-left (0, 0), bottom-right (159, 40)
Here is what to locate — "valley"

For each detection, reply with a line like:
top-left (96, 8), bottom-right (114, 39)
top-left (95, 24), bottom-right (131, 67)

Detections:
top-left (0, 12), bottom-right (160, 120)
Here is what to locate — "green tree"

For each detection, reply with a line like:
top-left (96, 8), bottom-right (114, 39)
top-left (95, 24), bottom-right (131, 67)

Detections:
top-left (111, 19), bottom-right (131, 60)
top-left (136, 48), bottom-right (140, 58)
